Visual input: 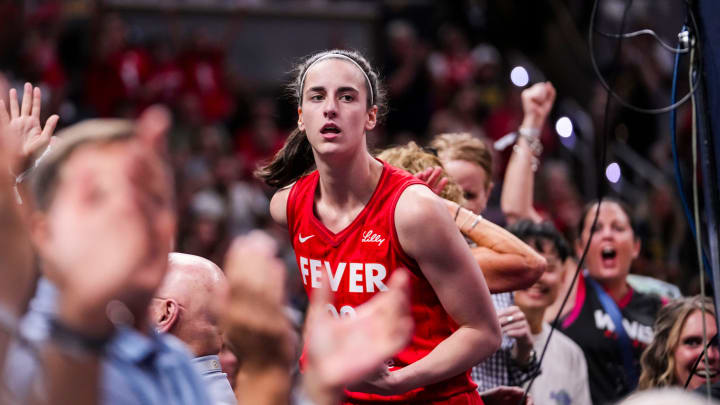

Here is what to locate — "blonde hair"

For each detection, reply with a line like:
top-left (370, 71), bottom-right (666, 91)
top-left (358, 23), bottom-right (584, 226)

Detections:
top-left (430, 133), bottom-right (493, 188)
top-left (30, 119), bottom-right (135, 211)
top-left (377, 142), bottom-right (464, 204)
top-left (638, 296), bottom-right (716, 390)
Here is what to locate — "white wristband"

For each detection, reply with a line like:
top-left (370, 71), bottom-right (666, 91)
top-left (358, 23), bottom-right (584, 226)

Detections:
top-left (519, 127), bottom-right (540, 138)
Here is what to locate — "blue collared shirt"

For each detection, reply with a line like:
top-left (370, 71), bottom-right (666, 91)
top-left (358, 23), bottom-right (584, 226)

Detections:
top-left (5, 278), bottom-right (213, 405)
top-left (192, 355), bottom-right (236, 405)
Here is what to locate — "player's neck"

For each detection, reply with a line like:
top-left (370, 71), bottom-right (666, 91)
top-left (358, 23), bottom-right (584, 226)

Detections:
top-left (315, 151), bottom-right (382, 210)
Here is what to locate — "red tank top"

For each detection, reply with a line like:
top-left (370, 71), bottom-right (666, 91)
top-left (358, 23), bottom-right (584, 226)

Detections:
top-left (287, 160), bottom-right (478, 402)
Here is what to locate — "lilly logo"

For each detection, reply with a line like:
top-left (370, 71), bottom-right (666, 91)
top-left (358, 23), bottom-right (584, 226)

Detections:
top-left (361, 230), bottom-right (385, 246)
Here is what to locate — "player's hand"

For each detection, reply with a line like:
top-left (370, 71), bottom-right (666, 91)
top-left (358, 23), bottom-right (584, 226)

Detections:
top-left (520, 82), bottom-right (556, 130)
top-left (414, 167), bottom-right (448, 197)
top-left (0, 83), bottom-right (59, 174)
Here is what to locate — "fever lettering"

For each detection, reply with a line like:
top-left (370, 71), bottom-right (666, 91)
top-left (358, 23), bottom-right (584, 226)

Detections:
top-left (298, 256), bottom-right (388, 293)
top-left (309, 259), bottom-right (323, 288)
top-left (365, 263), bottom-right (388, 292)
top-left (300, 256), bottom-right (309, 285)
top-left (324, 261), bottom-right (346, 292)
top-left (349, 263), bottom-right (363, 293)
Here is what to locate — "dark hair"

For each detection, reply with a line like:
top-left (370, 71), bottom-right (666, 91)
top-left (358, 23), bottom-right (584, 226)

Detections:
top-left (255, 49), bottom-right (386, 188)
top-left (507, 219), bottom-right (571, 262)
top-left (576, 197), bottom-right (638, 241)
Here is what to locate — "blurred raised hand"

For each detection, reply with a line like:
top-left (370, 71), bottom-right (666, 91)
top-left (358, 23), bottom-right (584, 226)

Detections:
top-left (32, 107), bottom-right (174, 405)
top-left (34, 108), bottom-right (174, 338)
top-left (0, 83), bottom-right (59, 174)
top-left (0, 97), bottom-right (35, 367)
top-left (222, 230), bottom-right (295, 369)
top-left (520, 82), bottom-right (556, 129)
top-left (221, 230), bottom-right (295, 405)
top-left (305, 270), bottom-right (413, 401)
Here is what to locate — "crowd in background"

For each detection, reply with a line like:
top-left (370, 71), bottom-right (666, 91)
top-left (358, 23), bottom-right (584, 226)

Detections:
top-left (0, 1), bottom-right (717, 405)
top-left (0, 0), bottom-right (702, 314)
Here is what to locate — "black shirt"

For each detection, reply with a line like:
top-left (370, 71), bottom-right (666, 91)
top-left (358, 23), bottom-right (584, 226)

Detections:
top-left (560, 272), bottom-right (663, 405)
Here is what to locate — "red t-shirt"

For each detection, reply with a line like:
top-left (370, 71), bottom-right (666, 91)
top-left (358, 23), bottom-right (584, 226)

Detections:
top-left (287, 160), bottom-right (478, 402)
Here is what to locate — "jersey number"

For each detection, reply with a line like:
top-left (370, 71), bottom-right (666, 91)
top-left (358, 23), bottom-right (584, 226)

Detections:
top-left (325, 303), bottom-right (357, 318)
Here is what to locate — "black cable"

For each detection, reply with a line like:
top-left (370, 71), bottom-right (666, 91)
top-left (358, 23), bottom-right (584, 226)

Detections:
top-left (517, 0), bottom-right (633, 402)
top-left (684, 334), bottom-right (718, 389)
top-left (588, 0), bottom-right (700, 114)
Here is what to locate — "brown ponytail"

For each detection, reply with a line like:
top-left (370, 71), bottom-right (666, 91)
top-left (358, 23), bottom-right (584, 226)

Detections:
top-left (254, 128), bottom-right (314, 188)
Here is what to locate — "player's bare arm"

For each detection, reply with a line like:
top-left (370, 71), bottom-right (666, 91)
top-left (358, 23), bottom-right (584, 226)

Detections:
top-left (356, 185), bottom-right (501, 394)
top-left (269, 185), bottom-right (293, 226)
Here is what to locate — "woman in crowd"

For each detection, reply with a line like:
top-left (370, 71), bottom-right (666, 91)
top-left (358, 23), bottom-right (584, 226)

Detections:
top-left (560, 198), bottom-right (664, 404)
top-left (639, 296), bottom-right (718, 391)
top-left (507, 219), bottom-right (592, 405)
top-left (256, 49), bottom-right (501, 404)
top-left (429, 81), bottom-right (555, 392)
top-left (377, 142), bottom-right (546, 294)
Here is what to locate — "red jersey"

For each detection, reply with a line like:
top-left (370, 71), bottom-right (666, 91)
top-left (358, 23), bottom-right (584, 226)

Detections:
top-left (287, 160), bottom-right (478, 402)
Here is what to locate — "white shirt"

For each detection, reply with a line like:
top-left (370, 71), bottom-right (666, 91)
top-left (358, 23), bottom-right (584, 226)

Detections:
top-left (525, 324), bottom-right (592, 405)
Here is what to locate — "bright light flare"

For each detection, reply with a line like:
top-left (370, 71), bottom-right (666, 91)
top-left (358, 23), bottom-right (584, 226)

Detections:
top-left (510, 66), bottom-right (529, 87)
top-left (555, 117), bottom-right (573, 138)
top-left (606, 162), bottom-right (621, 183)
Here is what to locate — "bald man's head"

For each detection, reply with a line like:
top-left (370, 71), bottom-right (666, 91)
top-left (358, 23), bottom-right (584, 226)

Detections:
top-left (150, 253), bottom-right (228, 357)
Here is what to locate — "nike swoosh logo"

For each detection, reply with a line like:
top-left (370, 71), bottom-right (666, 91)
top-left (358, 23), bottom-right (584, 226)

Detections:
top-left (299, 234), bottom-right (315, 243)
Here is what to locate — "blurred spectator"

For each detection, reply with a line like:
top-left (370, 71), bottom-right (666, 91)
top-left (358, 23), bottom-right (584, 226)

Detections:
top-left (179, 29), bottom-right (233, 123)
top-left (638, 296), bottom-right (717, 391)
top-left (149, 253), bottom-right (236, 405)
top-left (85, 15), bottom-right (152, 117)
top-left (427, 24), bottom-right (476, 107)
top-left (471, 43), bottom-right (504, 115)
top-left (429, 85), bottom-right (486, 140)
top-left (234, 97), bottom-right (286, 179)
top-left (535, 160), bottom-right (584, 241)
top-left (214, 155), bottom-right (270, 236)
top-left (382, 20), bottom-right (433, 142)
top-left (144, 37), bottom-right (185, 110)
top-left (0, 2), bottom-right (702, 303)
top-left (633, 183), bottom-right (689, 287)
top-left (508, 220), bottom-right (592, 405)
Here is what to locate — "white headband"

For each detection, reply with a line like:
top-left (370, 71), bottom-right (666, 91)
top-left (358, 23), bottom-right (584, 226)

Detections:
top-left (298, 53), bottom-right (374, 106)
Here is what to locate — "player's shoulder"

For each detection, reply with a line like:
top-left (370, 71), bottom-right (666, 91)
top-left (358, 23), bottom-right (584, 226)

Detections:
top-left (396, 184), bottom-right (442, 222)
top-left (269, 183), bottom-right (294, 226)
top-left (394, 184), bottom-right (450, 245)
